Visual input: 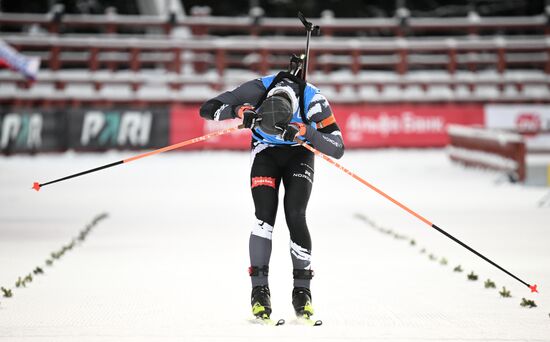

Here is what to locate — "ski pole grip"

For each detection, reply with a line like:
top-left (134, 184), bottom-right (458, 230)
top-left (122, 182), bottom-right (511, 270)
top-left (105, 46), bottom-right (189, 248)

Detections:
top-left (298, 12), bottom-right (313, 31)
top-left (297, 11), bottom-right (320, 34)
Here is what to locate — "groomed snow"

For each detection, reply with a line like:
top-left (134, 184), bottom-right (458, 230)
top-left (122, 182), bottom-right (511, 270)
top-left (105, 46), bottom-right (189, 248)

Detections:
top-left (1, 149), bottom-right (549, 341)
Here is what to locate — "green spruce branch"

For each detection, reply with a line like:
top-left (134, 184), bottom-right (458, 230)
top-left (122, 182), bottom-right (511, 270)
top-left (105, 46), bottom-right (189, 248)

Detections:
top-left (24, 274), bottom-right (33, 283)
top-left (520, 298), bottom-right (537, 308)
top-left (499, 286), bottom-right (511, 298)
top-left (467, 271), bottom-right (478, 281)
top-left (1, 287), bottom-right (13, 298)
top-left (15, 277), bottom-right (24, 288)
top-left (484, 279), bottom-right (496, 289)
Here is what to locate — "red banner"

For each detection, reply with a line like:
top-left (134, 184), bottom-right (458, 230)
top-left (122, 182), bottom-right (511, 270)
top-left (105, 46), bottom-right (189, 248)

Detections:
top-left (335, 104), bottom-right (484, 148)
top-left (169, 103), bottom-right (484, 150)
top-left (170, 104), bottom-right (251, 149)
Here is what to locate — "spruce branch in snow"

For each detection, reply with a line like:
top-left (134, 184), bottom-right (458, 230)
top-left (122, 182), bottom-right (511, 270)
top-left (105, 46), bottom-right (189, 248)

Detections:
top-left (15, 277), bottom-right (24, 288)
top-left (499, 286), bottom-right (512, 298)
top-left (410, 239), bottom-right (416, 246)
top-left (467, 271), bottom-right (478, 281)
top-left (1, 287), bottom-right (13, 298)
top-left (24, 274), bottom-right (33, 283)
top-left (393, 232), bottom-right (406, 240)
top-left (78, 232), bottom-right (87, 241)
top-left (484, 279), bottom-right (496, 289)
top-left (520, 298), bottom-right (537, 308)
top-left (4, 213), bottom-right (109, 303)
top-left (353, 213), bottom-right (368, 222)
top-left (439, 257), bottom-right (448, 265)
top-left (453, 265), bottom-right (463, 272)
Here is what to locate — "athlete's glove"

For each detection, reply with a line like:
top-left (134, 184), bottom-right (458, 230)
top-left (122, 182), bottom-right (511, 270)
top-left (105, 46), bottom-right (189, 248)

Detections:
top-left (279, 123), bottom-right (307, 142)
top-left (236, 104), bottom-right (260, 129)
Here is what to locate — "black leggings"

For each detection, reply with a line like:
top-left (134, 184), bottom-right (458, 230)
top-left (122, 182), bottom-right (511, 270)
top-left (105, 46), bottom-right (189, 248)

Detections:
top-left (249, 143), bottom-right (314, 288)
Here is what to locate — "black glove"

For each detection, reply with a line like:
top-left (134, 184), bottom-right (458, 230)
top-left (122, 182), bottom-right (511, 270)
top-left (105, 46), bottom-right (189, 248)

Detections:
top-left (236, 104), bottom-right (260, 129)
top-left (279, 123), bottom-right (306, 142)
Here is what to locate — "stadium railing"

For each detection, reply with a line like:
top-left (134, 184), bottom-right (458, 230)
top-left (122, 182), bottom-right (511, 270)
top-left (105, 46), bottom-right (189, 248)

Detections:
top-left (0, 12), bottom-right (549, 104)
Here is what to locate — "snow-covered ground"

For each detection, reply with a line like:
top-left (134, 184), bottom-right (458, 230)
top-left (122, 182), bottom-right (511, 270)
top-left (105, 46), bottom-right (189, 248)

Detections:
top-left (1, 149), bottom-right (549, 341)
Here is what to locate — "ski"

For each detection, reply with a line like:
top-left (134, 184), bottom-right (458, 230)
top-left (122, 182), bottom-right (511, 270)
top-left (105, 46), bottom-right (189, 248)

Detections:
top-left (249, 315), bottom-right (285, 326)
top-left (295, 315), bottom-right (323, 326)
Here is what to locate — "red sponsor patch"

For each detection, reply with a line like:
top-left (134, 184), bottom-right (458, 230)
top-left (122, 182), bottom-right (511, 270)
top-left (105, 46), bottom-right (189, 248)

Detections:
top-left (252, 177), bottom-right (276, 189)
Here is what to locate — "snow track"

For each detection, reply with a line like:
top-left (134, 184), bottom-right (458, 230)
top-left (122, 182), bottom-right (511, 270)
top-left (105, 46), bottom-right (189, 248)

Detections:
top-left (1, 150), bottom-right (549, 341)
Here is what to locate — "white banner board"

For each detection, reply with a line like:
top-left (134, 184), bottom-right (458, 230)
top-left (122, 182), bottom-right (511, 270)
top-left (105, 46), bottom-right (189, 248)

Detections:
top-left (485, 104), bottom-right (550, 151)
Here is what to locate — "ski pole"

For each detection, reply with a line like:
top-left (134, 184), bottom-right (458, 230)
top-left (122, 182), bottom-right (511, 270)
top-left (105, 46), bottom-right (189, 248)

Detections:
top-left (296, 139), bottom-right (539, 293)
top-left (33, 124), bottom-right (244, 191)
top-left (297, 12), bottom-right (320, 81)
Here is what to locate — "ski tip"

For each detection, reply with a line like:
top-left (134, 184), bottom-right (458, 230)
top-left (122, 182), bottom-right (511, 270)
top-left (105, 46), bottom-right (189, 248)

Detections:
top-left (296, 315), bottom-right (323, 326)
top-left (249, 316), bottom-right (285, 326)
top-left (529, 284), bottom-right (538, 293)
top-left (32, 182), bottom-right (41, 192)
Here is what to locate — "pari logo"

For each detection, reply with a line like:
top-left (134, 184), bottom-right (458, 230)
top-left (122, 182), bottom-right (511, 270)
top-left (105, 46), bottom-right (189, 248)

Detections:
top-left (0, 113), bottom-right (43, 149)
top-left (515, 113), bottom-right (541, 137)
top-left (80, 110), bottom-right (152, 146)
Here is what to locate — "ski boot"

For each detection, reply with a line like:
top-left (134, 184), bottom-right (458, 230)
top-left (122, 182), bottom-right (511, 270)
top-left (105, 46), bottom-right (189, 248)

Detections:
top-left (292, 287), bottom-right (314, 318)
top-left (251, 285), bottom-right (272, 318)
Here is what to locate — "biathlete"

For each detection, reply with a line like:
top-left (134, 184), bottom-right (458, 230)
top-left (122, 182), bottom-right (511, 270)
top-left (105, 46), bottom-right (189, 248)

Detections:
top-left (199, 65), bottom-right (344, 321)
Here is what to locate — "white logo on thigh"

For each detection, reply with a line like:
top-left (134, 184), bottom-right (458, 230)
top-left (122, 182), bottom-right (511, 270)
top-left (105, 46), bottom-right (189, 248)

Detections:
top-left (300, 162), bottom-right (314, 172)
top-left (293, 165), bottom-right (313, 184)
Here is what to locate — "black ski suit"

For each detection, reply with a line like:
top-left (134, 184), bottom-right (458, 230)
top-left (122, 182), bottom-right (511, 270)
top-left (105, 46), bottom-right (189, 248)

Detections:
top-left (199, 73), bottom-right (344, 289)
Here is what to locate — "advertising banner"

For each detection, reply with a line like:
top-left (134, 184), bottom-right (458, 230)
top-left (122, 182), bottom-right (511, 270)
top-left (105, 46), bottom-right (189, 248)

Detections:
top-left (484, 104), bottom-right (550, 152)
top-left (170, 104), bottom-right (251, 149)
top-left (68, 108), bottom-right (170, 151)
top-left (169, 104), bottom-right (485, 150)
top-left (334, 104), bottom-right (484, 148)
top-left (1, 103), bottom-right (488, 154)
top-left (0, 109), bottom-right (66, 154)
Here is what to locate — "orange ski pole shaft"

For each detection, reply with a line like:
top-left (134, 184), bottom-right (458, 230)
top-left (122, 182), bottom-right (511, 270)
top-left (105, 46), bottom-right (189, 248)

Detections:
top-left (298, 140), bottom-right (432, 226)
top-left (33, 125), bottom-right (244, 191)
top-left (297, 140), bottom-right (538, 293)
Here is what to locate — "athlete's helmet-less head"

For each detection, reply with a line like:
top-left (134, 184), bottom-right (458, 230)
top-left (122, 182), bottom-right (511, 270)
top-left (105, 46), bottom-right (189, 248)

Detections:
top-left (257, 85), bottom-right (299, 135)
